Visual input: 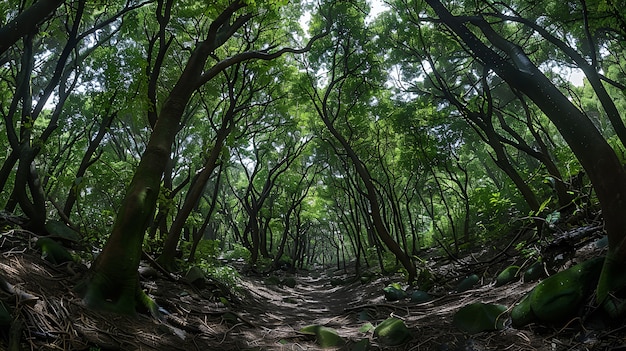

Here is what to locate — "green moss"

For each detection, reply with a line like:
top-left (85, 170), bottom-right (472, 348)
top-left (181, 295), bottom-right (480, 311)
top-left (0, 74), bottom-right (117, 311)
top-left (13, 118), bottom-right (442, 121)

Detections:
top-left (596, 253), bottom-right (626, 318)
top-left (282, 277), bottom-right (296, 288)
top-left (456, 274), bottom-right (479, 292)
top-left (410, 290), bottom-right (432, 303)
top-left (523, 261), bottom-right (546, 282)
top-left (510, 293), bottom-right (535, 328)
top-left (453, 303), bottom-right (507, 334)
top-left (383, 283), bottom-right (406, 301)
top-left (495, 266), bottom-right (520, 287)
top-left (44, 220), bottom-right (81, 242)
top-left (374, 317), bottom-right (411, 346)
top-left (300, 325), bottom-right (344, 348)
top-left (35, 237), bottom-right (74, 264)
top-left (530, 257), bottom-right (603, 323)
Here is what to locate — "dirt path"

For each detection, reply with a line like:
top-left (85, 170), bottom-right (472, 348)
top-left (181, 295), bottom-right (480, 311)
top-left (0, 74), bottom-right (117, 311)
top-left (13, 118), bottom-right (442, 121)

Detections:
top-left (2, 246), bottom-right (621, 350)
top-left (234, 274), bottom-right (379, 350)
top-left (229, 272), bottom-right (538, 350)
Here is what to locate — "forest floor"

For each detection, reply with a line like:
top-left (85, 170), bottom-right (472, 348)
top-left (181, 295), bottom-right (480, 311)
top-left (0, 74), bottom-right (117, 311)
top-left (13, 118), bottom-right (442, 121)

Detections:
top-left (1, 225), bottom-right (625, 350)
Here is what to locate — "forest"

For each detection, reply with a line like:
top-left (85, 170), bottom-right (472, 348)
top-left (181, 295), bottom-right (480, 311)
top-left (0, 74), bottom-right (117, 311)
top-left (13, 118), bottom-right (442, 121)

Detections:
top-left (1, 0), bottom-right (626, 349)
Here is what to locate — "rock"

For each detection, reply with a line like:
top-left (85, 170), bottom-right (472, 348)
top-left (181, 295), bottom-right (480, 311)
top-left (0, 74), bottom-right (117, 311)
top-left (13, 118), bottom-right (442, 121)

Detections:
top-left (530, 256), bottom-right (603, 323)
top-left (184, 266), bottom-right (206, 288)
top-left (511, 293), bottom-right (535, 328)
top-left (410, 290), bottom-right (432, 303)
top-left (282, 277), bottom-right (296, 288)
top-left (44, 220), bottom-right (81, 243)
top-left (264, 276), bottom-right (281, 286)
top-left (523, 261), bottom-right (546, 282)
top-left (351, 338), bottom-right (371, 351)
top-left (383, 283), bottom-right (406, 301)
top-left (456, 274), bottom-right (479, 292)
top-left (595, 236), bottom-right (608, 249)
top-left (35, 237), bottom-right (73, 264)
top-left (495, 265), bottom-right (520, 287)
top-left (300, 325), bottom-right (344, 348)
top-left (374, 317), bottom-right (411, 346)
top-left (512, 256), bottom-right (604, 327)
top-left (453, 302), bottom-right (507, 334)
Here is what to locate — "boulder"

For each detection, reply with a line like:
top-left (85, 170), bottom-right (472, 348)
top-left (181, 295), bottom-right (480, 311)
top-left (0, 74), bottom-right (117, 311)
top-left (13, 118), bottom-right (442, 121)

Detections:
top-left (456, 274), bottom-right (479, 292)
top-left (495, 265), bottom-right (520, 287)
top-left (453, 302), bottom-right (507, 334)
top-left (374, 317), bottom-right (411, 346)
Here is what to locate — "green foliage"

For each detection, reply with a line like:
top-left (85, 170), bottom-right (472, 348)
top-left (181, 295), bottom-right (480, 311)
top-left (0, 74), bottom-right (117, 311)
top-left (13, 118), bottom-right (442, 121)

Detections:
top-left (222, 243), bottom-right (252, 262)
top-left (470, 187), bottom-right (517, 240)
top-left (185, 239), bottom-right (221, 263)
top-left (515, 240), bottom-right (540, 260)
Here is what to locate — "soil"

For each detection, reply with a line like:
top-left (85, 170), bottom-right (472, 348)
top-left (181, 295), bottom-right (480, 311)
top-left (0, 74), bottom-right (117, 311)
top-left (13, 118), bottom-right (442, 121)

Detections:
top-left (1, 227), bottom-right (625, 351)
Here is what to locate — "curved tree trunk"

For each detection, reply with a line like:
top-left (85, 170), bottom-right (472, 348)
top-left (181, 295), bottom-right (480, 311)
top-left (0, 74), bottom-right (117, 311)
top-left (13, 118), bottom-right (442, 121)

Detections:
top-left (426, 0), bottom-right (626, 316)
top-left (157, 114), bottom-right (232, 270)
top-left (0, 0), bottom-right (65, 56)
top-left (320, 117), bottom-right (417, 282)
top-left (78, 1), bottom-right (250, 312)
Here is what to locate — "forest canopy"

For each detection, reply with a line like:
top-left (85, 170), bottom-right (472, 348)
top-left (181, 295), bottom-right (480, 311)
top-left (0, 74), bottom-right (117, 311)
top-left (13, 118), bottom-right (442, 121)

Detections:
top-left (1, 0), bottom-right (626, 320)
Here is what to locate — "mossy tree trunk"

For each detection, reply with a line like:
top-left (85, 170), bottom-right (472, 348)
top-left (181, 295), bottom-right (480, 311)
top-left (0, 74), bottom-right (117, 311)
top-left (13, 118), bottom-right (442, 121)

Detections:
top-left (78, 1), bottom-right (252, 313)
top-left (78, 1), bottom-right (328, 314)
top-left (425, 0), bottom-right (626, 317)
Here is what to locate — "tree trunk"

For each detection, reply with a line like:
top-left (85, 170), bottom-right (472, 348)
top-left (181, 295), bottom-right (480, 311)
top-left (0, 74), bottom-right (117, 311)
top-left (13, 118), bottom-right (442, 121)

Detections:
top-left (64, 111), bottom-right (116, 218)
top-left (0, 0), bottom-right (65, 55)
top-left (426, 0), bottom-right (626, 316)
top-left (157, 116), bottom-right (231, 270)
top-left (320, 116), bottom-right (417, 282)
top-left (77, 2), bottom-right (247, 311)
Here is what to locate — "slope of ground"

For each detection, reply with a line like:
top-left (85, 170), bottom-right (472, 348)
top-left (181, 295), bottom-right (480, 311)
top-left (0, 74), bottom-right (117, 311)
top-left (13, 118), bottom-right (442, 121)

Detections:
top-left (0, 226), bottom-right (624, 350)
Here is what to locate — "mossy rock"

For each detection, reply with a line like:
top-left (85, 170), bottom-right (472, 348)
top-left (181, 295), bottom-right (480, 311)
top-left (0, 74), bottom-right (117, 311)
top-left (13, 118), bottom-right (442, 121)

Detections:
top-left (530, 257), bottom-right (603, 323)
top-left (184, 266), bottom-right (206, 287)
top-left (0, 301), bottom-right (11, 327)
top-left (511, 293), bottom-right (536, 328)
top-left (410, 290), bottom-right (432, 303)
top-left (44, 220), bottom-right (81, 243)
top-left (495, 266), bottom-right (520, 287)
top-left (300, 325), bottom-right (344, 348)
top-left (330, 278), bottom-right (345, 287)
top-left (35, 237), bottom-right (74, 264)
top-left (595, 236), bottom-right (609, 249)
top-left (383, 283), bottom-right (407, 301)
top-left (512, 256), bottom-right (605, 327)
top-left (456, 274), bottom-right (479, 292)
top-left (264, 276), bottom-right (282, 286)
top-left (523, 261), bottom-right (546, 282)
top-left (453, 303), bottom-right (507, 334)
top-left (282, 277), bottom-right (297, 288)
top-left (351, 338), bottom-right (371, 351)
top-left (374, 317), bottom-right (411, 346)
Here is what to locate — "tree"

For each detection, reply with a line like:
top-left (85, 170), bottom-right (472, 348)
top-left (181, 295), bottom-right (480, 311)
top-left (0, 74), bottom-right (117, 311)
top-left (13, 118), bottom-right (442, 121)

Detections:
top-left (77, 0), bottom-right (327, 315)
top-left (303, 0), bottom-right (417, 282)
top-left (0, 0), bottom-right (65, 56)
top-left (422, 0), bottom-right (626, 317)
